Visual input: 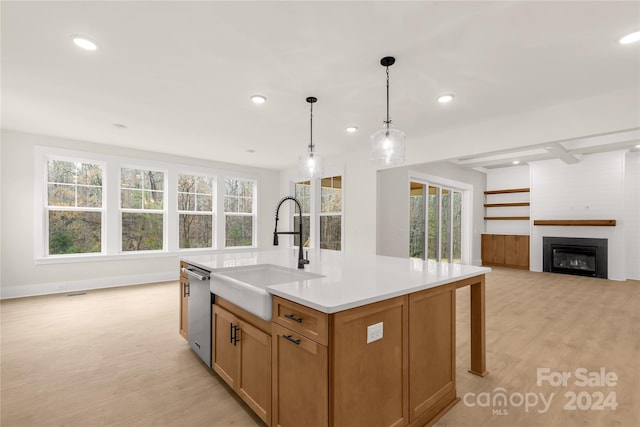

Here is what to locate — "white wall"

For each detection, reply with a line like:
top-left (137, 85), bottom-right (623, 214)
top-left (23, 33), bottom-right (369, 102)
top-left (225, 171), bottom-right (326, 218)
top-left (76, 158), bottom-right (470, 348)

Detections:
top-left (0, 130), bottom-right (281, 298)
top-left (529, 151), bottom-right (631, 281)
top-left (625, 151), bottom-right (640, 280)
top-left (485, 165), bottom-right (531, 235)
top-left (376, 161), bottom-right (486, 265)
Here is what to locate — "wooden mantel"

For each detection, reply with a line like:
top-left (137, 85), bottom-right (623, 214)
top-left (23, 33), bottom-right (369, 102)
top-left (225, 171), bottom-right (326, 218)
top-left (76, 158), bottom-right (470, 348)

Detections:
top-left (533, 219), bottom-right (616, 227)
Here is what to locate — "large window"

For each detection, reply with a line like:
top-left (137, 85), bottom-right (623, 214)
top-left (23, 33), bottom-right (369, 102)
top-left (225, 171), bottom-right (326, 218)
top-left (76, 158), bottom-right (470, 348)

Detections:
top-left (410, 182), bottom-right (462, 263)
top-left (37, 148), bottom-right (259, 260)
top-left (224, 178), bottom-right (255, 247)
top-left (178, 174), bottom-right (215, 249)
top-left (46, 159), bottom-right (103, 255)
top-left (120, 168), bottom-right (165, 251)
top-left (292, 174), bottom-right (343, 251)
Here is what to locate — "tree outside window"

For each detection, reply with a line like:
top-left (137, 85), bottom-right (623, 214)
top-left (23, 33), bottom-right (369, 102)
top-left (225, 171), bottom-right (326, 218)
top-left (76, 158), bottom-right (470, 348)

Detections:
top-left (47, 160), bottom-right (103, 255)
top-left (320, 176), bottom-right (342, 250)
top-left (178, 174), bottom-right (215, 249)
top-left (224, 178), bottom-right (255, 247)
top-left (120, 168), bottom-right (165, 251)
top-left (294, 181), bottom-right (311, 247)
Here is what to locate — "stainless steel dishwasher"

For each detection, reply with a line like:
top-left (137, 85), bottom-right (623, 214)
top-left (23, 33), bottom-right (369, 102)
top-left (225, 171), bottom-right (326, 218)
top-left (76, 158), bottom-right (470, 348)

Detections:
top-left (181, 265), bottom-right (213, 367)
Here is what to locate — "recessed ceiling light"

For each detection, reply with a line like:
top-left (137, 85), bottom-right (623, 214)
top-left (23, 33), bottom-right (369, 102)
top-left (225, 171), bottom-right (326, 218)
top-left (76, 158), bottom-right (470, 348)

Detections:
top-left (345, 126), bottom-right (358, 133)
top-left (636, 144), bottom-right (640, 148)
top-left (71, 35), bottom-right (98, 51)
top-left (620, 31), bottom-right (640, 44)
top-left (512, 160), bottom-right (520, 165)
top-left (437, 94), bottom-right (454, 103)
top-left (250, 95), bottom-right (266, 104)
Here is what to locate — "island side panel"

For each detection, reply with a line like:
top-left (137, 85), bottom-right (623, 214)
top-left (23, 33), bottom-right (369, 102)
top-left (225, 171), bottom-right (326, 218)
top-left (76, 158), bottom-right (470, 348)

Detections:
top-left (330, 295), bottom-right (409, 427)
top-left (408, 283), bottom-right (457, 425)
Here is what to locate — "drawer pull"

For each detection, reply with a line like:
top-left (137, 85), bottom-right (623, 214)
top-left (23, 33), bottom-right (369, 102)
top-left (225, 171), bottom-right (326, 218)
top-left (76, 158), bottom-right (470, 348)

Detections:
top-left (283, 335), bottom-right (301, 345)
top-left (284, 313), bottom-right (303, 323)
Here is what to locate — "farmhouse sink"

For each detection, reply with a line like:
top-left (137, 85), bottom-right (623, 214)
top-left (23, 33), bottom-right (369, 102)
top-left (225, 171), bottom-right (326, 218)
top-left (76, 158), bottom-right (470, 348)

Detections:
top-left (210, 264), bottom-right (324, 320)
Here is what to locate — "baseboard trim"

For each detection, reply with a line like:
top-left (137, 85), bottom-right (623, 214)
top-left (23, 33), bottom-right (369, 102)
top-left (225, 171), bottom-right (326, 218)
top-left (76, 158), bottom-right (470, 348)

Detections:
top-left (0, 271), bottom-right (178, 300)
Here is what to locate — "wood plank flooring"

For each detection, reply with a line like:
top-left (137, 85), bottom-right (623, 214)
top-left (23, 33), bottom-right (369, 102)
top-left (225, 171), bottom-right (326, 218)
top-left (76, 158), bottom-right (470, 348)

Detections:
top-left (1, 269), bottom-right (638, 427)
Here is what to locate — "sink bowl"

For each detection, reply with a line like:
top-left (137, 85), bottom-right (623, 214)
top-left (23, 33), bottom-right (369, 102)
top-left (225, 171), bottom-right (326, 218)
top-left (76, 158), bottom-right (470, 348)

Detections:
top-left (210, 264), bottom-right (324, 320)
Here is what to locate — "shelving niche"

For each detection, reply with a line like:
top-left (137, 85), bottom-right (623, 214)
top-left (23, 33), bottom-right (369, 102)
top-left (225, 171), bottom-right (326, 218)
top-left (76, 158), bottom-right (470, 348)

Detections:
top-left (483, 188), bottom-right (530, 221)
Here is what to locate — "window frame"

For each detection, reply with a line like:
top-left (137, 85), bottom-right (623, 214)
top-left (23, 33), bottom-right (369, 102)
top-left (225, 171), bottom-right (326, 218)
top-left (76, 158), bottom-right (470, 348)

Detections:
top-left (408, 172), bottom-right (473, 264)
top-left (290, 165), bottom-right (344, 252)
top-left (177, 172), bottom-right (217, 251)
top-left (43, 155), bottom-right (106, 258)
top-left (34, 146), bottom-right (260, 264)
top-left (223, 176), bottom-right (257, 249)
top-left (119, 165), bottom-right (168, 253)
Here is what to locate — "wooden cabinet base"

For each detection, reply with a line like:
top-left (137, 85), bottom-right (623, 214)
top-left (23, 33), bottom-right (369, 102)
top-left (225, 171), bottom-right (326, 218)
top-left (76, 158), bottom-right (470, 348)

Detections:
top-left (482, 234), bottom-right (530, 269)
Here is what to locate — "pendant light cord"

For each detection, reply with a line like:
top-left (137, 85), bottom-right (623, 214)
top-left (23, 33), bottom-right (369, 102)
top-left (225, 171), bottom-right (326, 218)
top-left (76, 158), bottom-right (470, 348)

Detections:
top-left (385, 65), bottom-right (391, 129)
top-left (309, 101), bottom-right (314, 153)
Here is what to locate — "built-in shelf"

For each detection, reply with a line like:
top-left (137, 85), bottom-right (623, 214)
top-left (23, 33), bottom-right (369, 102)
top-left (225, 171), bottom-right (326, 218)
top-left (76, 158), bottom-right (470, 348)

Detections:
top-left (533, 219), bottom-right (616, 227)
top-left (484, 202), bottom-right (530, 208)
top-left (484, 188), bottom-right (531, 224)
top-left (484, 216), bottom-right (530, 221)
top-left (484, 188), bottom-right (530, 195)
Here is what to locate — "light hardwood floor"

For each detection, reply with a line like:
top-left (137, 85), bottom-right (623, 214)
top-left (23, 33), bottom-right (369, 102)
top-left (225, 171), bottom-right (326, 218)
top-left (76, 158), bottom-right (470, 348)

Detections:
top-left (1, 269), bottom-right (638, 427)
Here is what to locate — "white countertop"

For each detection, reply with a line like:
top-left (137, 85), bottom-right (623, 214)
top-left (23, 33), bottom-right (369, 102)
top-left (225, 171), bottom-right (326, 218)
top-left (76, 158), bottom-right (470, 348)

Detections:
top-left (182, 249), bottom-right (490, 314)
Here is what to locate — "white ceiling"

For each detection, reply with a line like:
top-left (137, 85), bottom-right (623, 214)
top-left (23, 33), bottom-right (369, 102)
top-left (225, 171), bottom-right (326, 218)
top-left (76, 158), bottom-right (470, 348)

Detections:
top-left (2, 1), bottom-right (639, 170)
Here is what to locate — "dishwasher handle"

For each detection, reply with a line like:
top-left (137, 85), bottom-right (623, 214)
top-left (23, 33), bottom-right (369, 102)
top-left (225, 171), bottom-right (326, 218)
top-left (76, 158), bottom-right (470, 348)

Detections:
top-left (181, 267), bottom-right (210, 281)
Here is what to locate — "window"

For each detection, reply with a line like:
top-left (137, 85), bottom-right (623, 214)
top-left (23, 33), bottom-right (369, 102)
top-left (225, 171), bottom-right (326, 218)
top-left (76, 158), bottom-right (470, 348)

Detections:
top-left (120, 168), bottom-right (165, 251)
top-left (46, 159), bottom-right (103, 255)
top-left (294, 181), bottom-right (311, 247)
top-left (224, 178), bottom-right (255, 247)
top-left (178, 174), bottom-right (215, 249)
top-left (410, 181), bottom-right (463, 263)
top-left (320, 176), bottom-right (342, 250)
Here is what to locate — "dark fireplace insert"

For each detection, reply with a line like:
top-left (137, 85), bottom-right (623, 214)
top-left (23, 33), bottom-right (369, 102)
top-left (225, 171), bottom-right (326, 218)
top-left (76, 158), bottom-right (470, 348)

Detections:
top-left (543, 237), bottom-right (608, 279)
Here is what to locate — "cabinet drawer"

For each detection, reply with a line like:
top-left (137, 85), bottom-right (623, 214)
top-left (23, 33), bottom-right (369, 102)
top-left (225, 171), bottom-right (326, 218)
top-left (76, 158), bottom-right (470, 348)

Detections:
top-left (273, 297), bottom-right (328, 346)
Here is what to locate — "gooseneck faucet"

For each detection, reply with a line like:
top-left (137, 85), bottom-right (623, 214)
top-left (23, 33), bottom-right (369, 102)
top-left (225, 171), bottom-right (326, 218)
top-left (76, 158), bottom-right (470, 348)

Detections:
top-left (273, 196), bottom-right (309, 269)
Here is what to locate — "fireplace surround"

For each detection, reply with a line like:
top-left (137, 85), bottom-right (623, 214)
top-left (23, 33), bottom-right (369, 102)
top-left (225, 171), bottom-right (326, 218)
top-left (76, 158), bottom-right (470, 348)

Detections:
top-left (542, 237), bottom-right (608, 279)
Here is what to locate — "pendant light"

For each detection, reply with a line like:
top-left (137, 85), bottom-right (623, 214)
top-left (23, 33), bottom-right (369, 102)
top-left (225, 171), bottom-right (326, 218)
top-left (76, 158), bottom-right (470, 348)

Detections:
top-left (370, 56), bottom-right (405, 166)
top-left (298, 96), bottom-right (324, 178)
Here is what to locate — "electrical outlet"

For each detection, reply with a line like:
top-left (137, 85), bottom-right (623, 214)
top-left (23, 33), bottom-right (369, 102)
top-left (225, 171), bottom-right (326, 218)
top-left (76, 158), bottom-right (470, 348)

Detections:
top-left (367, 322), bottom-right (383, 344)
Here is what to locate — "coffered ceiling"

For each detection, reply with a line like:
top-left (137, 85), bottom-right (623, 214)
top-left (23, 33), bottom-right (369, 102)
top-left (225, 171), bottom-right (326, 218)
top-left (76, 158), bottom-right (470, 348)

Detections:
top-left (2, 1), bottom-right (639, 170)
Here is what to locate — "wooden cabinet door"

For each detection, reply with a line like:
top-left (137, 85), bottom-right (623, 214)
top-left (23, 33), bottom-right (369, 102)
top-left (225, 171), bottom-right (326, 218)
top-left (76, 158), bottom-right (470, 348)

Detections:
top-left (179, 276), bottom-right (189, 339)
top-left (493, 234), bottom-right (506, 265)
top-left (237, 319), bottom-right (271, 425)
top-left (212, 305), bottom-right (238, 388)
top-left (516, 235), bottom-right (530, 268)
top-left (409, 284), bottom-right (456, 423)
top-left (272, 324), bottom-right (328, 427)
top-left (331, 296), bottom-right (408, 427)
top-left (481, 234), bottom-right (493, 265)
top-left (504, 235), bottom-right (518, 266)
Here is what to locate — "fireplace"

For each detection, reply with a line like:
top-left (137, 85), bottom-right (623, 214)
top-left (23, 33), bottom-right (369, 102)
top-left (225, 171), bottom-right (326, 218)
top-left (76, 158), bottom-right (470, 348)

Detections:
top-left (543, 237), bottom-right (608, 279)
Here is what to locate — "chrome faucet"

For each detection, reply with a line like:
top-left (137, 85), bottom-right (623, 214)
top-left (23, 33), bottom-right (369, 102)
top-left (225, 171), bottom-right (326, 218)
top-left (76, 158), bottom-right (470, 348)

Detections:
top-left (273, 196), bottom-right (309, 269)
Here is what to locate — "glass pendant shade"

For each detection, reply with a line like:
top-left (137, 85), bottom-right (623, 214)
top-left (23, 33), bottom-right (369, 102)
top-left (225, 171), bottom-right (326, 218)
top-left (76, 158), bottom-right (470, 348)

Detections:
top-left (371, 56), bottom-right (405, 166)
top-left (370, 127), bottom-right (405, 166)
top-left (298, 147), bottom-right (324, 178)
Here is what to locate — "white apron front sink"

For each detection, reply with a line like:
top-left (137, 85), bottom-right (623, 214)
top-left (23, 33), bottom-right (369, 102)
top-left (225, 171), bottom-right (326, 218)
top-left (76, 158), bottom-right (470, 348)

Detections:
top-left (210, 264), bottom-right (324, 320)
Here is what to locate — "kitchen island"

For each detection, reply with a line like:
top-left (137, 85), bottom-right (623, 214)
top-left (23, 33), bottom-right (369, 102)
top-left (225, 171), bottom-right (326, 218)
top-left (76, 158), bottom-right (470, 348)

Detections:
top-left (181, 249), bottom-right (490, 427)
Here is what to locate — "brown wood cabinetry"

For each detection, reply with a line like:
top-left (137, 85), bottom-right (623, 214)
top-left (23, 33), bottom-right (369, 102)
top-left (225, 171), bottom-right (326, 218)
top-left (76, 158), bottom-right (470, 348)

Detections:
top-left (409, 284), bottom-right (456, 425)
top-left (482, 234), bottom-right (529, 269)
top-left (179, 261), bottom-right (189, 339)
top-left (272, 323), bottom-right (328, 427)
top-left (213, 300), bottom-right (272, 425)
top-left (272, 291), bottom-right (457, 427)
